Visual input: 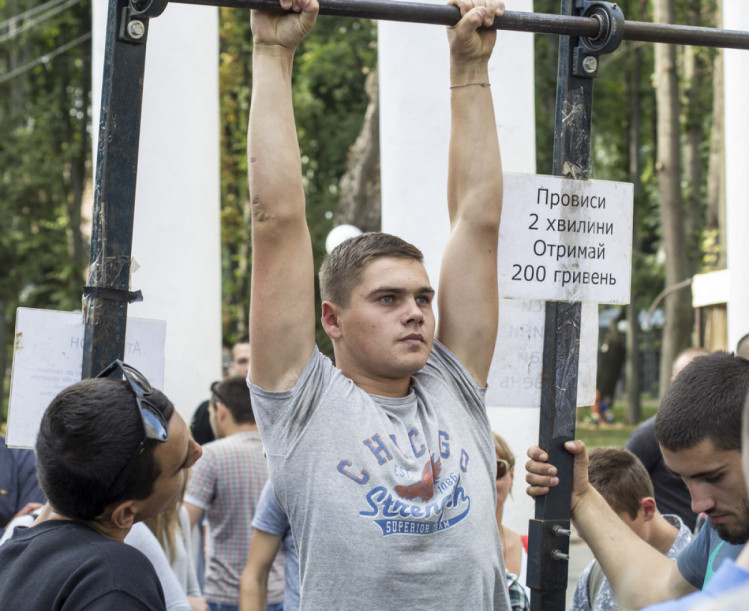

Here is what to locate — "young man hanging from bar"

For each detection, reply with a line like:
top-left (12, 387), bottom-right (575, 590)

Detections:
top-left (246, 0), bottom-right (509, 607)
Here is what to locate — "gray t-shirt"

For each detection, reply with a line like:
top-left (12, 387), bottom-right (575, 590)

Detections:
top-left (677, 517), bottom-right (744, 589)
top-left (250, 340), bottom-right (509, 610)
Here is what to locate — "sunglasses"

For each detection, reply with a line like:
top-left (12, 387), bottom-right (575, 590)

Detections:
top-left (97, 360), bottom-right (169, 492)
top-left (496, 459), bottom-right (511, 480)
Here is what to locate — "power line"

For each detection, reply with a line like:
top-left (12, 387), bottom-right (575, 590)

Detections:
top-left (0, 0), bottom-right (72, 31)
top-left (0, 31), bottom-right (90, 85)
top-left (0, 0), bottom-right (83, 44)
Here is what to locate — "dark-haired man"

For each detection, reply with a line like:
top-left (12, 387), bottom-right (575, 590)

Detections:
top-left (184, 376), bottom-right (281, 611)
top-left (526, 351), bottom-right (749, 608)
top-left (625, 347), bottom-right (708, 532)
top-left (0, 362), bottom-right (202, 610)
top-left (191, 336), bottom-right (251, 445)
top-left (247, 0), bottom-right (508, 607)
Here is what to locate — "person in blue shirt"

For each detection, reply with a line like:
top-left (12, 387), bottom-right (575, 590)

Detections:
top-left (0, 435), bottom-right (45, 538)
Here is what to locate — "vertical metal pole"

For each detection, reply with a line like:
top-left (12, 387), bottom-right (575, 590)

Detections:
top-left (82, 0), bottom-right (150, 378)
top-left (527, 0), bottom-right (623, 608)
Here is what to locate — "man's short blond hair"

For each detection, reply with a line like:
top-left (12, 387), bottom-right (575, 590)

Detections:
top-left (318, 232), bottom-right (424, 308)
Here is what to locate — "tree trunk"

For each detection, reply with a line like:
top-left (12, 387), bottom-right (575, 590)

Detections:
top-left (706, 0), bottom-right (726, 269)
top-left (654, 0), bottom-right (692, 398)
top-left (626, 34), bottom-right (643, 425)
top-left (0, 301), bottom-right (8, 419)
top-left (67, 14), bottom-right (92, 295)
top-left (682, 0), bottom-right (704, 277)
top-left (334, 68), bottom-right (381, 232)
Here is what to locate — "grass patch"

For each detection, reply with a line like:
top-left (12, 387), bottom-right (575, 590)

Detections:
top-left (575, 400), bottom-right (659, 449)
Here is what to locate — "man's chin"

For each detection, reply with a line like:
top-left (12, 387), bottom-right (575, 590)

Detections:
top-left (712, 520), bottom-right (749, 545)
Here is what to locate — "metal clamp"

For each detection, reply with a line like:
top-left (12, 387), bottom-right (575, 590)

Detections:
top-left (573, 1), bottom-right (625, 78)
top-left (129, 0), bottom-right (169, 18)
top-left (581, 1), bottom-right (625, 54)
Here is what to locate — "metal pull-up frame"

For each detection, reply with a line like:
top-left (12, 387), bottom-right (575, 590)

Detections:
top-left (85, 1), bottom-right (749, 608)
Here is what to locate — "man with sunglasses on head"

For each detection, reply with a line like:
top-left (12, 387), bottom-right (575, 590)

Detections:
top-left (184, 376), bottom-right (281, 611)
top-left (0, 361), bottom-right (202, 610)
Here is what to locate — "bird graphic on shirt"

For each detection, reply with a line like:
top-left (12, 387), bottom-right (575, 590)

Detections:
top-left (395, 454), bottom-right (441, 502)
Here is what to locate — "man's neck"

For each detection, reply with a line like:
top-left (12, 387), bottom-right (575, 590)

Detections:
top-left (336, 362), bottom-right (412, 398)
top-left (333, 348), bottom-right (415, 398)
top-left (221, 422), bottom-right (258, 438)
top-left (648, 513), bottom-right (680, 556)
top-left (41, 509), bottom-right (130, 543)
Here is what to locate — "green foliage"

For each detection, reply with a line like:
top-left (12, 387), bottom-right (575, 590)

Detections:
top-left (533, 0), bottom-right (718, 313)
top-left (0, 0), bottom-right (91, 416)
top-left (218, 10), bottom-right (377, 353)
top-left (576, 401), bottom-right (659, 448)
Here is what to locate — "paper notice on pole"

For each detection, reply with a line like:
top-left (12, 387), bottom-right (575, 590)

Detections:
top-left (487, 298), bottom-right (598, 407)
top-left (498, 173), bottom-right (633, 304)
top-left (7, 308), bottom-right (166, 449)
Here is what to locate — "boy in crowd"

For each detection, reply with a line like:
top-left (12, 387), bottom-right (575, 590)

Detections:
top-left (571, 447), bottom-right (692, 610)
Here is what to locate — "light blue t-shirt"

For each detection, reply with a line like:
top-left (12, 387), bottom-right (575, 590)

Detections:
top-left (677, 518), bottom-right (743, 588)
top-left (252, 481), bottom-right (299, 611)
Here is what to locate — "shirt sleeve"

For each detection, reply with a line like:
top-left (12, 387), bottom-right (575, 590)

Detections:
top-left (81, 590), bottom-right (167, 610)
top-left (251, 481), bottom-right (289, 537)
top-left (570, 563), bottom-right (593, 611)
top-left (124, 524), bottom-right (191, 611)
top-left (641, 560), bottom-right (749, 611)
top-left (677, 522), bottom-right (711, 590)
top-left (249, 348), bottom-right (336, 458)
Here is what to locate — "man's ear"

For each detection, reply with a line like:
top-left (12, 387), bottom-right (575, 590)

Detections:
top-left (108, 500), bottom-right (138, 531)
top-left (321, 301), bottom-right (343, 339)
top-left (640, 496), bottom-right (657, 522)
top-left (216, 400), bottom-right (234, 426)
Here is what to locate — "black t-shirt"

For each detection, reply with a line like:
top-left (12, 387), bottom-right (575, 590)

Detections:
top-left (0, 520), bottom-right (165, 610)
top-left (626, 416), bottom-right (697, 531)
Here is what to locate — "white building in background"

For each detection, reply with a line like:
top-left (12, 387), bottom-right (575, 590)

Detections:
top-left (724, 5), bottom-right (749, 350)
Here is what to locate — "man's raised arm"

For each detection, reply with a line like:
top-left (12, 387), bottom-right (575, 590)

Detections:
top-left (248, 0), bottom-right (319, 391)
top-left (526, 441), bottom-right (696, 607)
top-left (436, 0), bottom-right (505, 387)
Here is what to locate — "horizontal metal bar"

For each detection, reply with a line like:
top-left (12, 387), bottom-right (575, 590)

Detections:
top-left (624, 20), bottom-right (749, 49)
top-left (171, 0), bottom-right (749, 50)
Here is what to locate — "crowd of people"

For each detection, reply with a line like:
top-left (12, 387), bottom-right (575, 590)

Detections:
top-left (2, 0), bottom-right (749, 609)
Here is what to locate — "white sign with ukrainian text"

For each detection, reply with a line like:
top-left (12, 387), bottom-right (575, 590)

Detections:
top-left (7, 308), bottom-right (166, 449)
top-left (499, 173), bottom-right (633, 304)
top-left (487, 298), bottom-right (598, 407)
